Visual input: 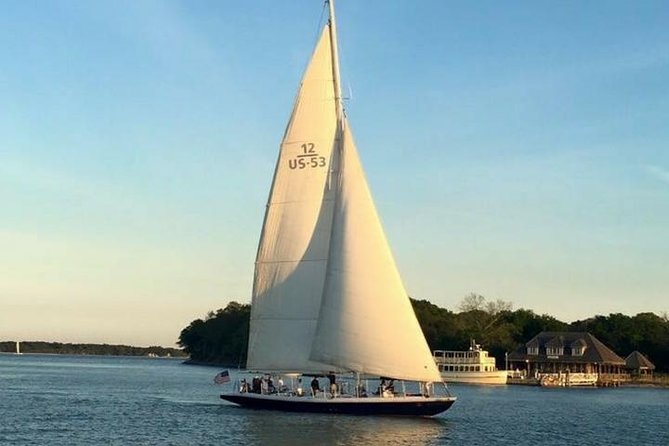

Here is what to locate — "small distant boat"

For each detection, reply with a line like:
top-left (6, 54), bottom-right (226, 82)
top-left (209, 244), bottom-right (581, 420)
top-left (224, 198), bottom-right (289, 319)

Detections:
top-left (16, 341), bottom-right (22, 355)
top-left (219, 0), bottom-right (456, 416)
top-left (433, 341), bottom-right (507, 385)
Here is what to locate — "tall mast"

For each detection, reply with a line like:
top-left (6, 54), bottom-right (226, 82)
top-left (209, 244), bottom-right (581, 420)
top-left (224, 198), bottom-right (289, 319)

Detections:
top-left (327, 0), bottom-right (344, 121)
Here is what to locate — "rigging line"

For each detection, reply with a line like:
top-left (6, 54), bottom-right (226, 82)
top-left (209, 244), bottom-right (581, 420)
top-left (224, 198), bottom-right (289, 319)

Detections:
top-left (313, 1), bottom-right (328, 48)
top-left (339, 47), bottom-right (350, 120)
top-left (286, 2), bottom-right (328, 100)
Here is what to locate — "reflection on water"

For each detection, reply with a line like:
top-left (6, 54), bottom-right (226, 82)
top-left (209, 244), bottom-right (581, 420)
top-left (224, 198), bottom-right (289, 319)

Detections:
top-left (239, 409), bottom-right (450, 446)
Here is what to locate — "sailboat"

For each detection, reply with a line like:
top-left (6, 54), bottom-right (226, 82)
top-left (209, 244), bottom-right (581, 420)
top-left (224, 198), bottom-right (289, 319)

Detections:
top-left (220, 0), bottom-right (456, 416)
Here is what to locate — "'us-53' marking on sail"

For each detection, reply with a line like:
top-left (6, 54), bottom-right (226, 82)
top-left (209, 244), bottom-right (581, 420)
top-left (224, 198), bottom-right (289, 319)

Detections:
top-left (289, 143), bottom-right (326, 169)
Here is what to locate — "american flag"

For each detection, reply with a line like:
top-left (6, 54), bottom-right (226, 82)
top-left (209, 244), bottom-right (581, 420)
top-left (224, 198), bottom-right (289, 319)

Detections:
top-left (214, 370), bottom-right (231, 384)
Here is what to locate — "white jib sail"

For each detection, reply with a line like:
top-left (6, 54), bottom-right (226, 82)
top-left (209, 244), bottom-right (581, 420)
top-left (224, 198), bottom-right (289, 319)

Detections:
top-left (246, 27), bottom-right (340, 373)
top-left (310, 122), bottom-right (442, 383)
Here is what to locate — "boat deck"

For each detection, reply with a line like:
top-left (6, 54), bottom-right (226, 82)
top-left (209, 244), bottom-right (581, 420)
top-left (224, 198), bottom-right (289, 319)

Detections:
top-left (221, 392), bottom-right (456, 416)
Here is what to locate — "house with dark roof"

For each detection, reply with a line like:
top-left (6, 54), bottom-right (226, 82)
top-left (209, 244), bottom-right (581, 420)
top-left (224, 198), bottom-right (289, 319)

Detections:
top-left (507, 332), bottom-right (628, 387)
top-left (625, 351), bottom-right (655, 377)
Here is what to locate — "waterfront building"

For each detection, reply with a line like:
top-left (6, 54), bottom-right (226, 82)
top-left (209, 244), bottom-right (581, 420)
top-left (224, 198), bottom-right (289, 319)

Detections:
top-left (507, 332), bottom-right (628, 387)
top-left (625, 351), bottom-right (655, 377)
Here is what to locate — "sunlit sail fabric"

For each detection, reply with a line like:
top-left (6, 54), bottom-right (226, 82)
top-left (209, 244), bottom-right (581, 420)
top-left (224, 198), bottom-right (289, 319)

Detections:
top-left (248, 15), bottom-right (440, 383)
top-left (309, 122), bottom-right (442, 383)
top-left (246, 28), bottom-right (339, 373)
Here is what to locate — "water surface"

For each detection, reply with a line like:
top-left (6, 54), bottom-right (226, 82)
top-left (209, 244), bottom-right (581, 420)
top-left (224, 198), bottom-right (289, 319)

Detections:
top-left (1, 354), bottom-right (666, 445)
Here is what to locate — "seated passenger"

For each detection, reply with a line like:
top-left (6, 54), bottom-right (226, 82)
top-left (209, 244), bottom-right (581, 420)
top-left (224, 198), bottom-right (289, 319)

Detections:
top-left (252, 376), bottom-right (261, 394)
top-left (378, 378), bottom-right (394, 397)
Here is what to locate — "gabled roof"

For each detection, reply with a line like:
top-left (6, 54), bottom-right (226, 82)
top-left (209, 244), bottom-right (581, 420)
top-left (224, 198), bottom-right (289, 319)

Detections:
top-left (625, 351), bottom-right (655, 370)
top-left (508, 331), bottom-right (625, 365)
top-left (545, 336), bottom-right (565, 348)
top-left (570, 338), bottom-right (587, 348)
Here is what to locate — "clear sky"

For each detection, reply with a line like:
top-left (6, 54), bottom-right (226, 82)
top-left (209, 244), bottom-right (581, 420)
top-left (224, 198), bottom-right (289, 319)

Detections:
top-left (1, 1), bottom-right (667, 347)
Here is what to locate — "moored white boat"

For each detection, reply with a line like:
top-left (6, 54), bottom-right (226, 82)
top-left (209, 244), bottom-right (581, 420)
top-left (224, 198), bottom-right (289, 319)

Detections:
top-left (434, 341), bottom-right (507, 385)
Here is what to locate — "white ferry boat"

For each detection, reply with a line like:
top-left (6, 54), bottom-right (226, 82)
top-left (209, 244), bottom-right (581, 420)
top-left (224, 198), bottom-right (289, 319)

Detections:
top-left (433, 341), bottom-right (507, 385)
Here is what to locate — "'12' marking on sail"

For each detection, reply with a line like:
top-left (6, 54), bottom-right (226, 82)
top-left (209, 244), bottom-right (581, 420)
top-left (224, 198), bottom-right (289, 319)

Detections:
top-left (289, 143), bottom-right (326, 169)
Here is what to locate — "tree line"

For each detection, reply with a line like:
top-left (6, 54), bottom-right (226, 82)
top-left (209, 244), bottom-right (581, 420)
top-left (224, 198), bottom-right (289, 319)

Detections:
top-left (0, 341), bottom-right (186, 358)
top-left (178, 294), bottom-right (669, 372)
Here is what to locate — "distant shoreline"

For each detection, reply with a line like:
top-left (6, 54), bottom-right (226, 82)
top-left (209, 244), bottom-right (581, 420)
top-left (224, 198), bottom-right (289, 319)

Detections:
top-left (0, 340), bottom-right (186, 358)
top-left (0, 351), bottom-right (184, 359)
top-left (181, 358), bottom-right (241, 368)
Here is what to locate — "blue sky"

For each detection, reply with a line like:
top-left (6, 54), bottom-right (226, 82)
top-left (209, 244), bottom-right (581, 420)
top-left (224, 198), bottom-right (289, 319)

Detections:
top-left (1, 1), bottom-right (667, 347)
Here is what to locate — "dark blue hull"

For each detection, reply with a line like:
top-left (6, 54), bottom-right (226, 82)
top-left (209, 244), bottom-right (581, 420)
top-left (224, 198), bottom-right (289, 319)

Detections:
top-left (220, 393), bottom-right (455, 416)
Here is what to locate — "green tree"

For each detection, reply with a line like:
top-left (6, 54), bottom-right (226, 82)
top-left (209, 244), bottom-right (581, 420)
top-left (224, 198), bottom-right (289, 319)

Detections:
top-left (178, 301), bottom-right (250, 366)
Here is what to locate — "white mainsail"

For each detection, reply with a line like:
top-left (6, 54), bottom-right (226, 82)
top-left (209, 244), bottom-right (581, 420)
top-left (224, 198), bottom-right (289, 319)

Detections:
top-left (246, 28), bottom-right (339, 373)
top-left (248, 1), bottom-right (440, 384)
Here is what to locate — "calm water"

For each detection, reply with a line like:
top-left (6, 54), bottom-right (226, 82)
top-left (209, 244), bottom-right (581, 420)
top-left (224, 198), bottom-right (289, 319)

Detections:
top-left (1, 354), bottom-right (667, 445)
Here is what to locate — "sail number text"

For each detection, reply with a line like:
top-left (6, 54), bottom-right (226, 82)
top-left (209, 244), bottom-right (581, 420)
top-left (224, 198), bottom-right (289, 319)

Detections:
top-left (288, 143), bottom-right (326, 170)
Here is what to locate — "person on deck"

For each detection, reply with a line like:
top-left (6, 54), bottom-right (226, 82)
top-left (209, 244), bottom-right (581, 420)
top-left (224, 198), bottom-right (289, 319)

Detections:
top-left (379, 378), bottom-right (394, 397)
top-left (327, 373), bottom-right (337, 396)
top-left (310, 377), bottom-right (320, 396)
